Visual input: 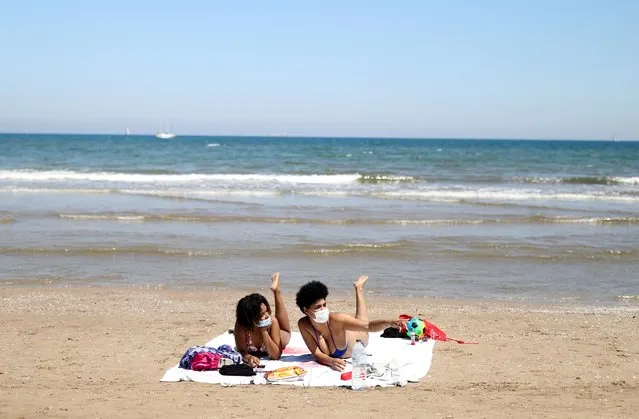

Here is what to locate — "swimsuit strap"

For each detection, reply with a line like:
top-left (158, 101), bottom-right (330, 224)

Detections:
top-left (326, 322), bottom-right (339, 350)
top-left (327, 322), bottom-right (349, 357)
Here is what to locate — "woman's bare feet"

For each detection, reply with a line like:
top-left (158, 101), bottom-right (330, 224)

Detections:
top-left (353, 275), bottom-right (368, 291)
top-left (270, 272), bottom-right (280, 293)
top-left (270, 272), bottom-right (291, 342)
top-left (354, 275), bottom-right (369, 321)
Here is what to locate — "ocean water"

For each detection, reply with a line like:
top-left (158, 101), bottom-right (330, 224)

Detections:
top-left (1, 133), bottom-right (638, 305)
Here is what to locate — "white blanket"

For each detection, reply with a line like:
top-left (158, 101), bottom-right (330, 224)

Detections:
top-left (161, 331), bottom-right (435, 387)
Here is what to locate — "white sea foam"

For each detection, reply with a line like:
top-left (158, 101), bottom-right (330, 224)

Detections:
top-left (387, 219), bottom-right (484, 225)
top-left (1, 170), bottom-right (637, 204)
top-left (376, 189), bottom-right (639, 202)
top-left (520, 176), bottom-right (639, 185)
top-left (548, 217), bottom-right (639, 224)
top-left (0, 187), bottom-right (113, 194)
top-left (4, 184), bottom-right (637, 204)
top-left (0, 170), bottom-right (359, 185)
top-left (58, 214), bottom-right (145, 222)
top-left (120, 189), bottom-right (280, 199)
top-left (297, 190), bottom-right (350, 197)
top-left (618, 295), bottom-right (639, 301)
top-left (612, 176), bottom-right (639, 185)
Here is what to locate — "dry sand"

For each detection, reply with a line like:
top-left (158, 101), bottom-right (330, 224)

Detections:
top-left (0, 286), bottom-right (637, 418)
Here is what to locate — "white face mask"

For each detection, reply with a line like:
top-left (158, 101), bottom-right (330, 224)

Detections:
top-left (312, 307), bottom-right (330, 324)
top-left (256, 316), bottom-right (272, 328)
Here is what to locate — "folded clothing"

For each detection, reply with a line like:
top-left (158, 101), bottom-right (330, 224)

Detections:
top-left (191, 352), bottom-right (236, 371)
top-left (179, 344), bottom-right (242, 369)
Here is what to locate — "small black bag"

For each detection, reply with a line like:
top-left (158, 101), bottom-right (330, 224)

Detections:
top-left (219, 363), bottom-right (256, 376)
top-left (381, 326), bottom-right (404, 339)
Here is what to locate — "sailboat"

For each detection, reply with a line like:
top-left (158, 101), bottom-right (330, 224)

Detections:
top-left (156, 124), bottom-right (176, 139)
top-left (155, 131), bottom-right (176, 139)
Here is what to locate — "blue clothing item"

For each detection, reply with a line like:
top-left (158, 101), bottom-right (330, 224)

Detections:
top-left (179, 345), bottom-right (242, 369)
top-left (331, 344), bottom-right (348, 358)
top-left (312, 322), bottom-right (350, 358)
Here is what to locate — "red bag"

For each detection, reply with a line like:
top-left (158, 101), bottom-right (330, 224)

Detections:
top-left (399, 314), bottom-right (478, 344)
top-left (190, 352), bottom-right (224, 371)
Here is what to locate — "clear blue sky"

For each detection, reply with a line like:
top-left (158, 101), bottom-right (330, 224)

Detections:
top-left (1, 0), bottom-right (637, 139)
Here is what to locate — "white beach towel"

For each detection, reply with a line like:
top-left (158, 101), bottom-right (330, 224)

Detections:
top-left (160, 331), bottom-right (435, 387)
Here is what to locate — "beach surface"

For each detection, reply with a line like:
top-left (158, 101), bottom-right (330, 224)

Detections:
top-left (0, 286), bottom-right (637, 418)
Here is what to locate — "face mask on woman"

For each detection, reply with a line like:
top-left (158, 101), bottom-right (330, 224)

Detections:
top-left (256, 316), bottom-right (272, 328)
top-left (313, 307), bottom-right (330, 324)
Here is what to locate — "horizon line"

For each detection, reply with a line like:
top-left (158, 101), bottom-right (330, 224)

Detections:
top-left (0, 131), bottom-right (637, 142)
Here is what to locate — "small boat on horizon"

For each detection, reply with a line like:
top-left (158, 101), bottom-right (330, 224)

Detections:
top-left (155, 131), bottom-right (176, 139)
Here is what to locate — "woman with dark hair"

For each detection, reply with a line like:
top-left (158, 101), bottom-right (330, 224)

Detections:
top-left (296, 276), bottom-right (402, 371)
top-left (234, 272), bottom-right (291, 367)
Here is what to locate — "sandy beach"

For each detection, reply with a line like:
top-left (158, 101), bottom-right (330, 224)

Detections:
top-left (0, 286), bottom-right (636, 418)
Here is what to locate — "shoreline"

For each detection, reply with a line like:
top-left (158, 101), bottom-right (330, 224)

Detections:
top-left (2, 281), bottom-right (637, 313)
top-left (1, 285), bottom-right (637, 418)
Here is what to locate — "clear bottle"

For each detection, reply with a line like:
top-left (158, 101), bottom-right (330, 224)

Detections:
top-left (351, 339), bottom-right (367, 391)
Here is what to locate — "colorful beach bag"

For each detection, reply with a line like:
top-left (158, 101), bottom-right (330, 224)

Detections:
top-left (399, 314), bottom-right (478, 344)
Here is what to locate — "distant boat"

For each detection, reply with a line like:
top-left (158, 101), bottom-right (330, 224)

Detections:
top-left (155, 132), bottom-right (176, 139)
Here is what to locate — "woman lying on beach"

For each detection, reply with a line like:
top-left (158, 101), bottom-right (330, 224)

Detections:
top-left (234, 272), bottom-right (291, 367)
top-left (296, 276), bottom-right (402, 371)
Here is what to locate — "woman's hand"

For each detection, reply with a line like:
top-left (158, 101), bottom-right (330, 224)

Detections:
top-left (329, 357), bottom-right (346, 371)
top-left (243, 354), bottom-right (260, 368)
top-left (388, 319), bottom-right (404, 329)
top-left (258, 323), bottom-right (271, 333)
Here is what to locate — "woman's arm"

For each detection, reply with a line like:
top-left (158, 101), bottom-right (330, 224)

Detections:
top-left (297, 318), bottom-right (346, 371)
top-left (332, 312), bottom-right (400, 333)
top-left (259, 317), bottom-right (283, 360)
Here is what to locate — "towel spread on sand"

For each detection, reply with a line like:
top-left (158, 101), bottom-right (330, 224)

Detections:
top-left (160, 331), bottom-right (435, 387)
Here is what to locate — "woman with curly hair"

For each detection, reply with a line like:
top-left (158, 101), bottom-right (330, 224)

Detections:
top-left (296, 275), bottom-right (401, 371)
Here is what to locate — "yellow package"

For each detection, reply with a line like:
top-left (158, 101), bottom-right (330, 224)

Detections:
top-left (264, 366), bottom-right (307, 382)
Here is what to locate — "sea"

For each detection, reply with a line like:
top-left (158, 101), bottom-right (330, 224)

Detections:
top-left (1, 134), bottom-right (638, 306)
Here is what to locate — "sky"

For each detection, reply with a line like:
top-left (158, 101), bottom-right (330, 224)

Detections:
top-left (0, 0), bottom-right (637, 139)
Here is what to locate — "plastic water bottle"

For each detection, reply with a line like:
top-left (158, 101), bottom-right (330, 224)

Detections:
top-left (351, 339), bottom-right (367, 391)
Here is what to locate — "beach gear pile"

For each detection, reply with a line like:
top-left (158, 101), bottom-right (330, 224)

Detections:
top-left (178, 344), bottom-right (310, 379)
top-left (162, 330), bottom-right (436, 387)
top-left (179, 345), bottom-right (243, 371)
top-left (395, 314), bottom-right (478, 344)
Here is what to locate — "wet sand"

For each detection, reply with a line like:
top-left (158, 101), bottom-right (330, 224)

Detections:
top-left (0, 286), bottom-right (637, 418)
